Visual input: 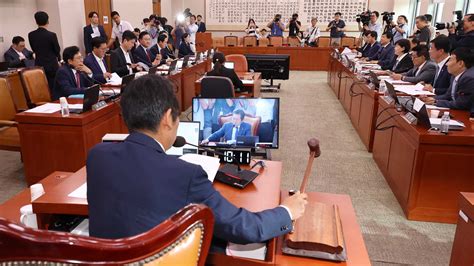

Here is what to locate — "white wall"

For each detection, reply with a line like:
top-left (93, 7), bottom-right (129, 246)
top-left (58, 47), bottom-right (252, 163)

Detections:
top-left (112, 0), bottom-right (153, 29)
top-left (58, 0), bottom-right (86, 52)
top-left (36, 0), bottom-right (63, 48)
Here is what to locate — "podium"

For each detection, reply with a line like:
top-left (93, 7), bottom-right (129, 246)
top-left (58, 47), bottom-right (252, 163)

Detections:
top-left (196, 32), bottom-right (212, 52)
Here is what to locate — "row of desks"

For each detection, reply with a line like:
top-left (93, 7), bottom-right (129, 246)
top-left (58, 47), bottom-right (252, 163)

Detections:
top-left (327, 56), bottom-right (474, 224)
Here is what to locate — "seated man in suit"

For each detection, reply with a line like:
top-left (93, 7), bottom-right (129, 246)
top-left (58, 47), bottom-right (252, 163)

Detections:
top-left (110, 30), bottom-right (142, 77)
top-left (421, 47), bottom-right (474, 110)
top-left (133, 31), bottom-right (163, 68)
top-left (83, 11), bottom-right (107, 54)
top-left (369, 32), bottom-right (394, 69)
top-left (150, 34), bottom-right (175, 65)
top-left (178, 33), bottom-right (195, 58)
top-left (86, 74), bottom-right (308, 245)
top-left (53, 46), bottom-right (94, 100)
top-left (206, 52), bottom-right (244, 92)
top-left (202, 109), bottom-right (251, 144)
top-left (422, 35), bottom-right (451, 95)
top-left (385, 38), bottom-right (414, 72)
top-left (83, 37), bottom-right (112, 84)
top-left (3, 36), bottom-right (34, 68)
top-left (361, 31), bottom-right (381, 59)
top-left (390, 45), bottom-right (436, 84)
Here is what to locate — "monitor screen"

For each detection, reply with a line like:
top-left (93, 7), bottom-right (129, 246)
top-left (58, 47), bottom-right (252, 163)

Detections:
top-left (192, 98), bottom-right (280, 149)
top-left (167, 121), bottom-right (200, 156)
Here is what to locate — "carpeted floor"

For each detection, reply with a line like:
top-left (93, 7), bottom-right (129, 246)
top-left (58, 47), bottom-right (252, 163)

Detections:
top-left (0, 71), bottom-right (455, 265)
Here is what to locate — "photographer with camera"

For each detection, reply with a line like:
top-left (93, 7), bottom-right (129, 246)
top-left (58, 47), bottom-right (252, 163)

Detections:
top-left (391, 15), bottom-right (409, 43)
top-left (287, 13), bottom-right (301, 37)
top-left (358, 11), bottom-right (382, 40)
top-left (413, 15), bottom-right (431, 45)
top-left (448, 13), bottom-right (474, 50)
top-left (326, 12), bottom-right (346, 40)
top-left (267, 14), bottom-right (285, 37)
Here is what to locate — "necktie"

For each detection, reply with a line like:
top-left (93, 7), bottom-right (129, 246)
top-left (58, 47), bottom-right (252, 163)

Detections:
top-left (451, 78), bottom-right (458, 101)
top-left (75, 71), bottom-right (81, 88)
top-left (433, 65), bottom-right (440, 87)
top-left (231, 126), bottom-right (238, 141)
top-left (146, 48), bottom-right (151, 62)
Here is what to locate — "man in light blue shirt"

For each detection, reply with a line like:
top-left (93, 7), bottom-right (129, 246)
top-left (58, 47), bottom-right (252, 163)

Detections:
top-left (391, 15), bottom-right (409, 43)
top-left (267, 14), bottom-right (285, 37)
top-left (359, 11), bottom-right (382, 41)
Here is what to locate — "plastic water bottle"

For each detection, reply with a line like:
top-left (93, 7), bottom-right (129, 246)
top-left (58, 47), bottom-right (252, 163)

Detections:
top-left (300, 38), bottom-right (305, 47)
top-left (440, 111), bottom-right (450, 134)
top-left (59, 97), bottom-right (69, 117)
top-left (379, 80), bottom-right (387, 93)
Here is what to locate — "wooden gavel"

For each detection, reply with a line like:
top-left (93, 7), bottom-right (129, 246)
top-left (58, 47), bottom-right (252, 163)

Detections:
top-left (299, 138), bottom-right (321, 193)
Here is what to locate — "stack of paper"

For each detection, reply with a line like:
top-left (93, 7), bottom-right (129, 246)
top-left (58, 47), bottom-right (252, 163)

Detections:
top-left (394, 83), bottom-right (434, 96)
top-left (226, 243), bottom-right (267, 261)
top-left (24, 103), bottom-right (61, 113)
top-left (429, 118), bottom-right (465, 128)
top-left (179, 154), bottom-right (220, 182)
top-left (105, 72), bottom-right (122, 86)
top-left (68, 183), bottom-right (87, 199)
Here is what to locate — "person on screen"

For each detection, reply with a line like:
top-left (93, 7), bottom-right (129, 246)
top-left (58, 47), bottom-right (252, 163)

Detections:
top-left (207, 52), bottom-right (244, 92)
top-left (202, 109), bottom-right (251, 144)
top-left (210, 99), bottom-right (234, 133)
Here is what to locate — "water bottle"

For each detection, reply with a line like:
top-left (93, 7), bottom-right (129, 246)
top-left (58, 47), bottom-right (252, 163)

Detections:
top-left (59, 97), bottom-right (69, 117)
top-left (300, 38), bottom-right (305, 47)
top-left (440, 111), bottom-right (450, 134)
top-left (379, 80), bottom-right (387, 93)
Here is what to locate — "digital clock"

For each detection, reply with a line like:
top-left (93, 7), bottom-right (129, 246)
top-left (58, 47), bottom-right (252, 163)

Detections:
top-left (218, 149), bottom-right (251, 165)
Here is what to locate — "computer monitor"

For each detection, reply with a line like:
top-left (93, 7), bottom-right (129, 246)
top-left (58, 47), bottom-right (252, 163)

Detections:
top-left (192, 98), bottom-right (280, 149)
top-left (69, 84), bottom-right (100, 114)
top-left (245, 54), bottom-right (290, 81)
top-left (166, 121), bottom-right (200, 156)
top-left (120, 73), bottom-right (135, 94)
top-left (168, 59), bottom-right (178, 75)
top-left (368, 71), bottom-right (380, 88)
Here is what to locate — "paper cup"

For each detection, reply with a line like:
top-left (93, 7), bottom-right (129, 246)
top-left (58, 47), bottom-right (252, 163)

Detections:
top-left (30, 184), bottom-right (45, 201)
top-left (20, 204), bottom-right (38, 229)
top-left (430, 110), bottom-right (440, 118)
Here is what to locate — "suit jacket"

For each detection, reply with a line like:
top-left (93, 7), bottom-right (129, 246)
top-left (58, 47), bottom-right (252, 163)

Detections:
top-left (87, 132), bottom-right (292, 241)
top-left (149, 45), bottom-right (168, 65)
top-left (110, 47), bottom-right (135, 77)
top-left (28, 27), bottom-right (61, 72)
top-left (3, 47), bottom-right (34, 68)
top-left (402, 60), bottom-right (437, 84)
top-left (197, 22), bottom-right (206, 33)
top-left (207, 67), bottom-right (244, 90)
top-left (133, 45), bottom-right (154, 68)
top-left (53, 64), bottom-right (94, 100)
top-left (435, 67), bottom-right (474, 110)
top-left (389, 54), bottom-right (414, 73)
top-left (160, 46), bottom-right (176, 61)
top-left (83, 53), bottom-right (108, 84)
top-left (373, 43), bottom-right (394, 69)
top-left (362, 42), bottom-right (381, 58)
top-left (178, 42), bottom-right (194, 58)
top-left (432, 62), bottom-right (451, 96)
top-left (83, 24), bottom-right (107, 54)
top-left (207, 122), bottom-right (252, 142)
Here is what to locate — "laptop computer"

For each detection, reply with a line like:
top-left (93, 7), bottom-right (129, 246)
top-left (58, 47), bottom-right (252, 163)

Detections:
top-left (236, 136), bottom-right (259, 147)
top-left (368, 71), bottom-right (380, 88)
top-left (413, 100), bottom-right (465, 130)
top-left (148, 65), bottom-right (158, 75)
top-left (69, 84), bottom-right (100, 114)
top-left (168, 59), bottom-right (178, 75)
top-left (182, 55), bottom-right (192, 68)
top-left (385, 81), bottom-right (414, 112)
top-left (196, 52), bottom-right (201, 62)
top-left (120, 73), bottom-right (135, 94)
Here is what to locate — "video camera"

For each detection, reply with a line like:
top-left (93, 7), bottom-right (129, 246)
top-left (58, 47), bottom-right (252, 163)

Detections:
top-left (356, 10), bottom-right (371, 26)
top-left (436, 10), bottom-right (463, 34)
top-left (382, 12), bottom-right (395, 24)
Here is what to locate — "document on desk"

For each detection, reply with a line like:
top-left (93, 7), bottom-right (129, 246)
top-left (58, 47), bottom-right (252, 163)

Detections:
top-left (226, 242), bottom-right (267, 261)
top-left (341, 47), bottom-right (352, 54)
top-left (24, 103), bottom-right (62, 113)
top-left (426, 104), bottom-right (449, 110)
top-left (179, 154), bottom-right (220, 182)
top-left (68, 183), bottom-right (87, 199)
top-left (105, 72), bottom-right (122, 86)
top-left (380, 77), bottom-right (411, 84)
top-left (242, 79), bottom-right (254, 85)
top-left (394, 83), bottom-right (435, 95)
top-left (429, 118), bottom-right (465, 128)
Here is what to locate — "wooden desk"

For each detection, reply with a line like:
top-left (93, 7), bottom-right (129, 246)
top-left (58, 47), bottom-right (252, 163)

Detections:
top-left (217, 46), bottom-right (333, 71)
top-left (195, 72), bottom-right (262, 97)
top-left (0, 161), bottom-right (369, 265)
top-left (372, 97), bottom-right (474, 223)
top-left (179, 60), bottom-right (210, 111)
top-left (15, 100), bottom-right (126, 185)
top-left (450, 192), bottom-right (474, 266)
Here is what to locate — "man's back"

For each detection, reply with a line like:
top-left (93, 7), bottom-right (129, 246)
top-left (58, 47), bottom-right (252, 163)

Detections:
top-left (28, 27), bottom-right (60, 71)
top-left (87, 132), bottom-right (292, 242)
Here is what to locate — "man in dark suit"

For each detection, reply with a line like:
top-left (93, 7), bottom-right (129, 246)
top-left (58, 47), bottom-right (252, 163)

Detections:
top-left (197, 15), bottom-right (206, 32)
top-left (83, 11), bottom-right (108, 54)
top-left (423, 35), bottom-right (452, 95)
top-left (110, 30), bottom-right (142, 77)
top-left (53, 46), bottom-right (94, 100)
top-left (448, 14), bottom-right (474, 50)
top-left (83, 37), bottom-right (112, 84)
top-left (86, 74), bottom-right (308, 243)
top-left (361, 31), bottom-right (381, 59)
top-left (178, 33), bottom-right (195, 58)
top-left (421, 47), bottom-right (474, 110)
top-left (391, 45), bottom-right (436, 84)
top-left (387, 39), bottom-right (414, 73)
top-left (202, 109), bottom-right (252, 144)
top-left (371, 32), bottom-right (395, 69)
top-left (3, 36), bottom-right (34, 68)
top-left (28, 11), bottom-right (61, 91)
top-left (150, 34), bottom-right (175, 65)
top-left (133, 31), bottom-right (162, 68)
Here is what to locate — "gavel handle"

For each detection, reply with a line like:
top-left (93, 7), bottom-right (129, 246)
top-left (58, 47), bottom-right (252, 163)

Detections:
top-left (299, 151), bottom-right (316, 193)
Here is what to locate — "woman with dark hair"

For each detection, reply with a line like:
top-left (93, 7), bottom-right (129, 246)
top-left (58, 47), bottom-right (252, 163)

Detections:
top-left (410, 37), bottom-right (420, 50)
top-left (178, 33), bottom-right (194, 58)
top-left (387, 39), bottom-right (414, 73)
top-left (245, 19), bottom-right (259, 36)
top-left (206, 52), bottom-right (244, 91)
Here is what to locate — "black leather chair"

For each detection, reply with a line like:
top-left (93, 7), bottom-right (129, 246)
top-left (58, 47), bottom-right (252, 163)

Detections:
top-left (200, 76), bottom-right (235, 98)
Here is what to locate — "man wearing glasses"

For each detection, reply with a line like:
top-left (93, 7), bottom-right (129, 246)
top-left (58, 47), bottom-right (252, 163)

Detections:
top-left (390, 44), bottom-right (436, 84)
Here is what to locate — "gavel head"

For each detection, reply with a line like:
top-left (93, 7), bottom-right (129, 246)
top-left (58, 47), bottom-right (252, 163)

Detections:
top-left (307, 138), bottom-right (321, 158)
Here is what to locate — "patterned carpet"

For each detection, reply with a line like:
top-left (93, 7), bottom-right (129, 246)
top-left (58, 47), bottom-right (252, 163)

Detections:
top-left (0, 71), bottom-right (455, 265)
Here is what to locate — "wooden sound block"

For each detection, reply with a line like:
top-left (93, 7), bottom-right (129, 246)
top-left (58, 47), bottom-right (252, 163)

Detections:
top-left (284, 201), bottom-right (346, 258)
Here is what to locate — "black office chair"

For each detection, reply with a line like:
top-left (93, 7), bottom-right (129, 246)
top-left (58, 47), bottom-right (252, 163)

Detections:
top-left (200, 76), bottom-right (235, 98)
